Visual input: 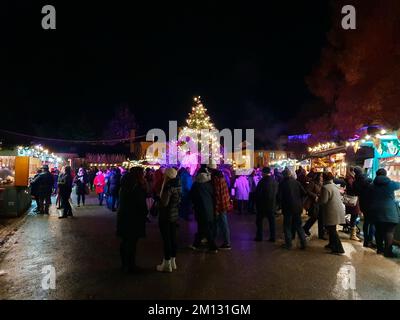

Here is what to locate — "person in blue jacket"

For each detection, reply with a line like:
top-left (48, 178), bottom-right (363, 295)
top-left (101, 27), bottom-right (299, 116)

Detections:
top-left (368, 168), bottom-right (400, 258)
top-left (178, 167), bottom-right (193, 220)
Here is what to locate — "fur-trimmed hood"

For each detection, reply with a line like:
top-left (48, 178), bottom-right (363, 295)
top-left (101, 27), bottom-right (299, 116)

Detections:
top-left (196, 172), bottom-right (211, 183)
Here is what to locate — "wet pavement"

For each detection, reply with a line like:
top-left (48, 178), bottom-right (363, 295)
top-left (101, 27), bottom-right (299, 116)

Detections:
top-left (0, 193), bottom-right (399, 300)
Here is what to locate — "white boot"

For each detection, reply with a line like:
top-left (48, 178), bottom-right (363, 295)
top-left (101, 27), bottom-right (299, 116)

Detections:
top-left (350, 227), bottom-right (361, 241)
top-left (171, 257), bottom-right (177, 270)
top-left (156, 259), bottom-right (172, 273)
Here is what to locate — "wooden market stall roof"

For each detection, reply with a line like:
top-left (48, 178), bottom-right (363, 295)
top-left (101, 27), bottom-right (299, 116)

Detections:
top-left (307, 145), bottom-right (346, 158)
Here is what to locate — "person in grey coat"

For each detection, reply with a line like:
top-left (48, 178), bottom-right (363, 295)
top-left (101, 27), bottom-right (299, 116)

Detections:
top-left (319, 172), bottom-right (346, 254)
top-left (368, 168), bottom-right (400, 258)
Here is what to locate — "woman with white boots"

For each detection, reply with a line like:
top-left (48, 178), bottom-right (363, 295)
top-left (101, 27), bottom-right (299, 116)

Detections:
top-left (344, 169), bottom-right (362, 242)
top-left (156, 168), bottom-right (182, 273)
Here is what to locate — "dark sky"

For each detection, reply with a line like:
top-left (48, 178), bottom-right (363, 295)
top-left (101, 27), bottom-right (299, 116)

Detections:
top-left (2, 1), bottom-right (331, 140)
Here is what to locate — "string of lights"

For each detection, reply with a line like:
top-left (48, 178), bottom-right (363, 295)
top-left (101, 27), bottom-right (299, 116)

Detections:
top-left (179, 96), bottom-right (221, 163)
top-left (308, 142), bottom-right (337, 153)
top-left (0, 129), bottom-right (146, 144)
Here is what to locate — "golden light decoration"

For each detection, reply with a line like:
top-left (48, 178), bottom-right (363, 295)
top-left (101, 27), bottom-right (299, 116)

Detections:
top-left (308, 142), bottom-right (337, 153)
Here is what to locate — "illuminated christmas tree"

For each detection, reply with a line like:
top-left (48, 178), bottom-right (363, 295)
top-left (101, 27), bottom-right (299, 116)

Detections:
top-left (186, 96), bottom-right (215, 130)
top-left (178, 96), bottom-right (221, 169)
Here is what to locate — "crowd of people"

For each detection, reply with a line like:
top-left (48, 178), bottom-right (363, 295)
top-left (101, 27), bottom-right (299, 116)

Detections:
top-left (29, 165), bottom-right (126, 218)
top-left (116, 163), bottom-right (400, 273)
top-left (29, 162), bottom-right (400, 274)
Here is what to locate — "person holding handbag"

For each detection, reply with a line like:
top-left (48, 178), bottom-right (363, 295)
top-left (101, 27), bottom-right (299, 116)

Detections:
top-left (319, 172), bottom-right (346, 255)
top-left (344, 168), bottom-right (361, 241)
top-left (303, 172), bottom-right (325, 239)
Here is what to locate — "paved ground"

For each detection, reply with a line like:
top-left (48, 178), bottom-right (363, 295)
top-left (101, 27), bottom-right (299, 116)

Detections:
top-left (0, 193), bottom-right (399, 300)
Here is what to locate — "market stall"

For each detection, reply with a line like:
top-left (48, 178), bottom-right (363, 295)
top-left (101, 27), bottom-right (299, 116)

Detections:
top-left (354, 131), bottom-right (400, 180)
top-left (308, 142), bottom-right (347, 177)
top-left (269, 158), bottom-right (311, 173)
top-left (346, 130), bottom-right (400, 242)
top-left (0, 145), bottom-right (64, 217)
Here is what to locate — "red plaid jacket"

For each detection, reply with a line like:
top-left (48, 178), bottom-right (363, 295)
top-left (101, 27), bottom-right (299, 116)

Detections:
top-left (212, 175), bottom-right (231, 214)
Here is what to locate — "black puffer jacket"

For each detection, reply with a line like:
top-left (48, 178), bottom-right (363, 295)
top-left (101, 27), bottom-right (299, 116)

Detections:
top-left (353, 173), bottom-right (372, 214)
top-left (32, 171), bottom-right (54, 196)
top-left (159, 177), bottom-right (181, 223)
top-left (30, 173), bottom-right (41, 197)
top-left (117, 173), bottom-right (148, 239)
top-left (255, 175), bottom-right (278, 215)
top-left (190, 173), bottom-right (214, 222)
top-left (74, 173), bottom-right (88, 195)
top-left (278, 177), bottom-right (307, 215)
top-left (58, 173), bottom-right (73, 196)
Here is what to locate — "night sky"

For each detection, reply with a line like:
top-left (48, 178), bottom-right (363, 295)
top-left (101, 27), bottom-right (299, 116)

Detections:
top-left (2, 1), bottom-right (331, 142)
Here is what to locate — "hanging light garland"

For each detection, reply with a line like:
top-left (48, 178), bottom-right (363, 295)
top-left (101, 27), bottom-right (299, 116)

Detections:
top-left (17, 145), bottom-right (63, 164)
top-left (345, 129), bottom-right (392, 151)
top-left (308, 142), bottom-right (337, 153)
top-left (354, 129), bottom-right (387, 142)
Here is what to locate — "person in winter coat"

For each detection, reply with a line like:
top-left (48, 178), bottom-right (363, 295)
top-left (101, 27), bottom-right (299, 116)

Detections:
top-left (368, 169), bottom-right (400, 258)
top-left (30, 169), bottom-right (42, 213)
top-left (51, 168), bottom-right (59, 196)
top-left (108, 167), bottom-right (122, 211)
top-left (234, 175), bottom-right (250, 214)
top-left (296, 166), bottom-right (308, 188)
top-left (117, 167), bottom-right (148, 273)
top-left (247, 170), bottom-right (258, 214)
top-left (94, 171), bottom-right (106, 206)
top-left (143, 168), bottom-right (154, 220)
top-left (278, 168), bottom-right (307, 249)
top-left (178, 167), bottom-right (193, 220)
top-left (344, 169), bottom-right (362, 241)
top-left (58, 166), bottom-right (73, 218)
top-left (156, 168), bottom-right (182, 272)
top-left (255, 167), bottom-right (278, 242)
top-left (221, 167), bottom-right (232, 190)
top-left (319, 172), bottom-right (346, 255)
top-left (31, 164), bottom-right (54, 215)
top-left (190, 170), bottom-right (218, 252)
top-left (88, 168), bottom-right (97, 191)
top-left (212, 169), bottom-right (232, 249)
top-left (74, 167), bottom-right (89, 207)
top-left (303, 172), bottom-right (325, 239)
top-left (152, 168), bottom-right (165, 198)
top-left (353, 166), bottom-right (374, 248)
top-left (274, 168), bottom-right (283, 184)
top-left (103, 168), bottom-right (112, 195)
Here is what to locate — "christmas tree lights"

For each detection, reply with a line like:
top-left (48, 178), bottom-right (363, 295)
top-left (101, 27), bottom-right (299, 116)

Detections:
top-left (178, 96), bottom-right (221, 165)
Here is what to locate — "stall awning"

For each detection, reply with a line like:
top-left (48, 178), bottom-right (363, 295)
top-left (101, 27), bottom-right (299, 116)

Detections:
top-left (308, 146), bottom-right (346, 158)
